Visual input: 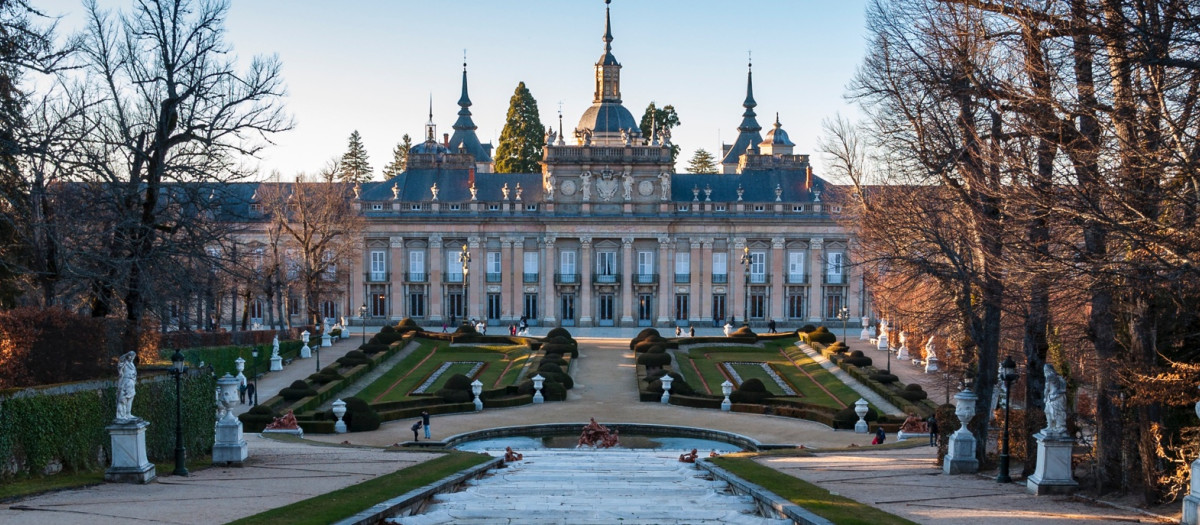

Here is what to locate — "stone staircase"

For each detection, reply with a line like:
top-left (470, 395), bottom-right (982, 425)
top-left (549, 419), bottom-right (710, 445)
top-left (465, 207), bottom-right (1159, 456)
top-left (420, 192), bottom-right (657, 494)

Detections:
top-left (389, 449), bottom-right (792, 525)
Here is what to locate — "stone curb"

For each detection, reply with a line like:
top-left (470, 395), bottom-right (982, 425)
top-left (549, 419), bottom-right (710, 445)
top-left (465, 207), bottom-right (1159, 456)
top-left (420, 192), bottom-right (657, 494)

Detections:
top-left (697, 458), bottom-right (834, 525)
top-left (330, 456), bottom-right (503, 525)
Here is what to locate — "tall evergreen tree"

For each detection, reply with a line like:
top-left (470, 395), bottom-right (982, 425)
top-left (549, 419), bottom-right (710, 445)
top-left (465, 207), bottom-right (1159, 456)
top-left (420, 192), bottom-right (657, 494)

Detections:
top-left (639, 102), bottom-right (681, 162)
top-left (494, 82), bottom-right (544, 174)
top-left (381, 134), bottom-right (412, 178)
top-left (338, 130), bottom-right (373, 184)
top-left (685, 148), bottom-right (718, 174)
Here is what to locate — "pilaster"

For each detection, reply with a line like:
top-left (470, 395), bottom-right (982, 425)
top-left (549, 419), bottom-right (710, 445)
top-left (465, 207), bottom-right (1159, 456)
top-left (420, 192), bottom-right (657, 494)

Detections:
top-left (580, 236), bottom-right (594, 325)
top-left (501, 237), bottom-right (515, 321)
top-left (467, 236), bottom-right (482, 321)
top-left (620, 237), bottom-right (635, 325)
top-left (732, 237), bottom-right (747, 324)
top-left (542, 236), bottom-right (557, 324)
top-left (770, 237), bottom-right (785, 325)
top-left (808, 237), bottom-right (824, 323)
top-left (690, 239), bottom-right (702, 324)
top-left (389, 236), bottom-right (404, 320)
top-left (657, 236), bottom-right (672, 325)
top-left (429, 235), bottom-right (443, 321)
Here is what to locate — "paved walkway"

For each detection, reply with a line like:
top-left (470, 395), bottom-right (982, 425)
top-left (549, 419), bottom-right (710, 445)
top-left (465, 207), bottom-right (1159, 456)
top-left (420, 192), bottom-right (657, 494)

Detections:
top-left (0, 327), bottom-right (1176, 524)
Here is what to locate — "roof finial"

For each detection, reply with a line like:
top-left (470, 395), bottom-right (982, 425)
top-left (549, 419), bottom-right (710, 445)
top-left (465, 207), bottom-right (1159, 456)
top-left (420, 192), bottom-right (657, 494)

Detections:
top-left (743, 57), bottom-right (757, 109)
top-left (458, 53), bottom-right (472, 109)
top-left (603, 0), bottom-right (613, 52)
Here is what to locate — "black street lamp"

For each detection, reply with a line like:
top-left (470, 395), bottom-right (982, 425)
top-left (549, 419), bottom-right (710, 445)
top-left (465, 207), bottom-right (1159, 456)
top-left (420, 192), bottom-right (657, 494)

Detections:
top-left (169, 349), bottom-right (189, 477)
top-left (459, 244), bottom-right (471, 322)
top-left (739, 246), bottom-right (751, 326)
top-left (360, 303), bottom-right (368, 345)
top-left (250, 347), bottom-right (259, 406)
top-left (997, 355), bottom-right (1019, 483)
top-left (838, 306), bottom-right (849, 343)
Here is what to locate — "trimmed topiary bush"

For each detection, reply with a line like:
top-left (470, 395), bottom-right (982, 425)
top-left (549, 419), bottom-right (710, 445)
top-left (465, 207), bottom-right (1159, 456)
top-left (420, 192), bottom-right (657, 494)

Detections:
top-left (358, 343), bottom-right (389, 355)
top-left (454, 323), bottom-right (479, 335)
top-left (842, 350), bottom-right (873, 367)
top-left (342, 397), bottom-right (381, 432)
top-left (730, 378), bottom-right (772, 404)
top-left (238, 404), bottom-right (279, 427)
top-left (371, 331), bottom-right (406, 345)
top-left (443, 373), bottom-right (472, 391)
top-left (731, 325), bottom-right (756, 338)
top-left (397, 318), bottom-right (419, 330)
top-left (630, 328), bottom-right (661, 349)
top-left (647, 372), bottom-right (696, 396)
top-left (832, 405), bottom-right (879, 429)
top-left (899, 384), bottom-right (928, 401)
top-left (280, 379), bottom-right (318, 400)
top-left (799, 324), bottom-right (818, 333)
top-left (637, 352), bottom-right (672, 369)
top-left (546, 327), bottom-right (573, 340)
top-left (633, 339), bottom-right (665, 353)
top-left (808, 329), bottom-right (837, 345)
top-left (826, 342), bottom-right (848, 353)
top-left (337, 350), bottom-right (371, 367)
top-left (869, 372), bottom-right (899, 384)
top-left (517, 379), bottom-right (567, 401)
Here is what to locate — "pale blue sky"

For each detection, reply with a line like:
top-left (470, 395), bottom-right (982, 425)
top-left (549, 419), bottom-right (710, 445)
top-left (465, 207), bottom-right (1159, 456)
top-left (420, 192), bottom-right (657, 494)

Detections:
top-left (35, 0), bottom-right (869, 179)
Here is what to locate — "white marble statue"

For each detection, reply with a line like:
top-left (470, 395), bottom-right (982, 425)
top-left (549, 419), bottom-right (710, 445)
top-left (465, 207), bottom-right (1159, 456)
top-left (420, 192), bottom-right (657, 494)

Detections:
top-left (544, 174), bottom-right (556, 201)
top-left (430, 182), bottom-right (439, 201)
top-left (1043, 364), bottom-right (1068, 436)
top-left (546, 127), bottom-right (557, 145)
top-left (115, 351), bottom-right (138, 422)
top-left (924, 336), bottom-right (937, 361)
top-left (580, 171), bottom-right (592, 201)
top-left (502, 183), bottom-right (510, 200)
top-left (515, 183), bottom-right (523, 201)
top-left (622, 172), bottom-right (633, 201)
top-left (470, 182), bottom-right (478, 201)
top-left (391, 182), bottom-right (400, 200)
top-left (352, 183), bottom-right (361, 200)
top-left (659, 171), bottom-right (671, 201)
top-left (272, 335), bottom-right (280, 355)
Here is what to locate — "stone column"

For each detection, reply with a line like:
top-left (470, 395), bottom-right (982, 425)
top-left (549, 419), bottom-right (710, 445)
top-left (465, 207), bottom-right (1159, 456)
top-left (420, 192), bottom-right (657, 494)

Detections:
top-left (468, 236), bottom-right (482, 321)
top-left (847, 240), bottom-right (861, 320)
top-left (500, 238), bottom-right (514, 322)
top-left (579, 236), bottom-right (594, 325)
top-left (429, 235), bottom-right (443, 322)
top-left (807, 238), bottom-right (824, 323)
top-left (620, 237), bottom-right (635, 325)
top-left (689, 239), bottom-right (702, 324)
top-left (770, 237), bottom-right (785, 326)
top-left (542, 236), bottom-right (557, 325)
top-left (389, 236), bottom-right (404, 321)
top-left (657, 236), bottom-right (672, 325)
top-left (731, 237), bottom-right (747, 324)
top-left (700, 238), bottom-right (713, 324)
top-left (349, 236), bottom-right (365, 322)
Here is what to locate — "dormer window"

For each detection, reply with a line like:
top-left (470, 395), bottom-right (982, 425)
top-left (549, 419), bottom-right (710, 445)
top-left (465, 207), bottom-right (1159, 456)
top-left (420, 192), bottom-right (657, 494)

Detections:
top-left (449, 204), bottom-right (461, 211)
top-left (753, 204), bottom-right (766, 212)
top-left (410, 204), bottom-right (422, 211)
top-left (677, 204), bottom-right (690, 212)
top-left (371, 204), bottom-right (383, 211)
top-left (715, 204), bottom-right (727, 212)
top-left (792, 205), bottom-right (805, 213)
top-left (525, 204), bottom-right (538, 211)
top-left (488, 204), bottom-right (500, 211)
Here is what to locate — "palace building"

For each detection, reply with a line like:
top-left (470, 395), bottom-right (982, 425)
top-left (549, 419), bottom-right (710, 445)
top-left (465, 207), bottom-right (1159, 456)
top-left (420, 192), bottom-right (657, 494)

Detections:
top-left (235, 2), bottom-right (865, 330)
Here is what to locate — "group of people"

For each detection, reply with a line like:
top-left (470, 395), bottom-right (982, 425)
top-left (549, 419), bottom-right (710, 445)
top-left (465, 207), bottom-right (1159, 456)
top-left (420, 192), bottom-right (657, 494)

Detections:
top-left (673, 326), bottom-right (695, 337)
top-left (509, 317), bottom-right (530, 336)
top-left (410, 410), bottom-right (431, 441)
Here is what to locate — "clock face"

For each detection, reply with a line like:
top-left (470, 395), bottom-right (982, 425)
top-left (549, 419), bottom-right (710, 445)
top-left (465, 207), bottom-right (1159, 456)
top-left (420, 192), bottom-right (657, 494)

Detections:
top-left (638, 180), bottom-right (655, 196)
top-left (561, 179), bottom-right (577, 196)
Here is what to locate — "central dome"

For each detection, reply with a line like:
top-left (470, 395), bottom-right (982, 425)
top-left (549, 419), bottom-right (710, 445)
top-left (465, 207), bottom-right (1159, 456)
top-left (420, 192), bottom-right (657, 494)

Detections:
top-left (577, 102), bottom-right (638, 135)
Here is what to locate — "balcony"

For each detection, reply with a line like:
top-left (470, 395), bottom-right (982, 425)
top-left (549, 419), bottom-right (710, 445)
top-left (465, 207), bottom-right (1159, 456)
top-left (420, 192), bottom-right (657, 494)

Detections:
top-left (712, 273), bottom-right (728, 284)
top-left (593, 273), bottom-right (620, 285)
top-left (523, 272), bottom-right (539, 283)
top-left (405, 272), bottom-right (427, 282)
top-left (364, 271), bottom-right (390, 283)
top-left (786, 273), bottom-right (809, 284)
top-left (674, 273), bottom-right (690, 284)
top-left (634, 274), bottom-right (658, 284)
top-left (824, 274), bottom-right (847, 285)
top-left (555, 273), bottom-right (579, 284)
top-left (748, 274), bottom-right (768, 284)
top-left (444, 273), bottom-right (465, 283)
top-left (486, 272), bottom-right (502, 283)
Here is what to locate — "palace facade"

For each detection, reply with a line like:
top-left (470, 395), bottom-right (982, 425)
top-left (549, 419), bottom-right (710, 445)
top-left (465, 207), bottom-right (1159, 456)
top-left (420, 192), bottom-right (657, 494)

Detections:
top-left (235, 2), bottom-right (866, 330)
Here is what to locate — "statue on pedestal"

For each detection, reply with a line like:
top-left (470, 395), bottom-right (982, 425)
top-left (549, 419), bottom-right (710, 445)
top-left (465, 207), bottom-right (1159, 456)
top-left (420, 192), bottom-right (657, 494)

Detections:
top-left (1043, 365), bottom-right (1068, 437)
top-left (115, 351), bottom-right (138, 423)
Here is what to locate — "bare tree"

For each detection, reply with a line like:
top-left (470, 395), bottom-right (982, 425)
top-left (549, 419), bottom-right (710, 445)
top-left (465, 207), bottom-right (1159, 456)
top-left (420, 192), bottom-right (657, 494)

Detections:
top-left (69, 0), bottom-right (290, 353)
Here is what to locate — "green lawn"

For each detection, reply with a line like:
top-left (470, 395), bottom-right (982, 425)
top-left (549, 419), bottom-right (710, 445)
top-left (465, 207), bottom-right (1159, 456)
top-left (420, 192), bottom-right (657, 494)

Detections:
top-left (227, 451), bottom-right (492, 525)
top-left (676, 337), bottom-right (862, 411)
top-left (710, 455), bottom-right (918, 525)
top-left (354, 340), bottom-right (532, 404)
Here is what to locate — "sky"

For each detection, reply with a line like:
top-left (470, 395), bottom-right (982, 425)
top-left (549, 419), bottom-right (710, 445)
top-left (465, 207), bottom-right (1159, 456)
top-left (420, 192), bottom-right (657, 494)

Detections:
top-left (34, 0), bottom-right (870, 180)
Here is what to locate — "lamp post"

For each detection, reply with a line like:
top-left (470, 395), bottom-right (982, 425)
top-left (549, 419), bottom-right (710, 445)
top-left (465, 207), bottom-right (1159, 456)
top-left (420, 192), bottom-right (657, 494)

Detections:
top-left (838, 306), bottom-right (849, 344)
top-left (359, 303), bottom-right (367, 345)
top-left (997, 355), bottom-right (1019, 483)
top-left (459, 244), bottom-right (471, 321)
top-left (169, 349), bottom-right (189, 477)
top-left (250, 347), bottom-right (258, 406)
top-left (739, 246), bottom-right (750, 326)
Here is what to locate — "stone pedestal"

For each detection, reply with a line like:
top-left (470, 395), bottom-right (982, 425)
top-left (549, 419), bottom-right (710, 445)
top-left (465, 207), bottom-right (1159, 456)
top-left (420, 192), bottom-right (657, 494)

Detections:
top-left (212, 417), bottom-right (249, 466)
top-left (270, 354), bottom-right (283, 371)
top-left (925, 356), bottom-right (939, 373)
top-left (1027, 431), bottom-right (1078, 495)
top-left (877, 333), bottom-right (889, 351)
top-left (105, 419), bottom-right (156, 483)
top-left (897, 431), bottom-right (932, 441)
top-left (299, 344), bottom-right (311, 358)
top-left (896, 344), bottom-right (910, 360)
top-left (943, 428), bottom-right (979, 474)
top-left (321, 333), bottom-right (332, 347)
top-left (1183, 459), bottom-right (1200, 524)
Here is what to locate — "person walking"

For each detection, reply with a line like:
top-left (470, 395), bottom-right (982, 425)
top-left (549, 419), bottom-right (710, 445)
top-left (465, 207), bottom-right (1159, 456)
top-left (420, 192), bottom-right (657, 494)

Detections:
top-left (927, 415), bottom-right (939, 447)
top-left (411, 420), bottom-right (422, 441)
top-left (688, 326), bottom-right (695, 337)
top-left (675, 326), bottom-right (682, 337)
top-left (768, 319), bottom-right (777, 333)
top-left (421, 410), bottom-right (431, 439)
top-left (246, 383), bottom-right (257, 405)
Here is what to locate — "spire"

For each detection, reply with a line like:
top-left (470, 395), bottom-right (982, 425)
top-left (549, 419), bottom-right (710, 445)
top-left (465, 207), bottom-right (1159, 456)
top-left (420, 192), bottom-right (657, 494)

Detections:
top-left (603, 0), bottom-right (613, 53)
top-left (457, 55), bottom-right (472, 109)
top-left (424, 95), bottom-right (436, 143)
top-left (448, 59), bottom-right (492, 166)
top-left (594, 0), bottom-right (621, 102)
top-left (739, 61), bottom-right (760, 132)
top-left (453, 59), bottom-right (476, 131)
